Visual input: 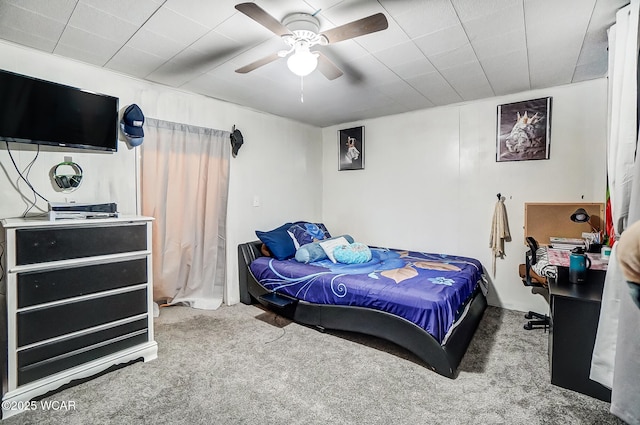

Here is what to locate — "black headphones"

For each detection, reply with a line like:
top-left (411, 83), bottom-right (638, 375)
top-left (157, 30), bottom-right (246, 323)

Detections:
top-left (53, 161), bottom-right (83, 190)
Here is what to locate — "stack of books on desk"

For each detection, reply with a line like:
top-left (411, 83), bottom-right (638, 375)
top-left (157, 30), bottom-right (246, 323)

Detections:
top-left (550, 237), bottom-right (586, 250)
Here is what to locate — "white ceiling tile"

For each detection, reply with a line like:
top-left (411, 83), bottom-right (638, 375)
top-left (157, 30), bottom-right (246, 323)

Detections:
top-left (451, 0), bottom-right (521, 21)
top-left (319, 39), bottom-right (370, 63)
top-left (575, 31), bottom-right (607, 66)
top-left (214, 11), bottom-right (274, 45)
top-left (229, 37), bottom-right (290, 71)
top-left (530, 67), bottom-right (575, 88)
top-left (79, 0), bottom-right (161, 26)
top-left (354, 102), bottom-right (410, 120)
top-left (525, 0), bottom-right (595, 46)
top-left (391, 0), bottom-right (460, 38)
top-left (54, 41), bottom-right (112, 67)
top-left (242, 0), bottom-right (317, 31)
top-left (588, 0), bottom-right (629, 28)
top-left (428, 43), bottom-right (477, 70)
top-left (188, 30), bottom-right (244, 59)
top-left (164, 0), bottom-right (238, 28)
top-left (406, 72), bottom-right (463, 106)
top-left (391, 58), bottom-right (437, 80)
top-left (373, 41), bottom-right (424, 66)
top-left (471, 28), bottom-right (526, 60)
top-left (303, 0), bottom-right (343, 12)
top-left (348, 54), bottom-right (397, 85)
top-left (105, 46), bottom-right (166, 78)
top-left (183, 71), bottom-right (267, 105)
top-left (527, 31), bottom-right (584, 84)
top-left (125, 28), bottom-right (187, 60)
top-left (319, 0), bottom-right (386, 27)
top-left (6, 0), bottom-right (78, 24)
top-left (480, 52), bottom-right (530, 95)
top-left (0, 24), bottom-right (58, 52)
top-left (56, 26), bottom-right (121, 65)
top-left (376, 80), bottom-right (435, 109)
top-left (145, 59), bottom-right (204, 87)
top-left (0, 3), bottom-right (65, 52)
top-left (439, 61), bottom-right (494, 100)
top-left (572, 60), bottom-right (608, 82)
top-left (0, 2), bottom-right (67, 38)
top-left (165, 45), bottom-right (236, 76)
top-left (0, 0), bottom-right (625, 127)
top-left (460, 4), bottom-right (524, 43)
top-left (142, 6), bottom-right (210, 46)
top-left (68, 3), bottom-right (139, 44)
top-left (413, 25), bottom-right (468, 58)
top-left (352, 19), bottom-right (410, 54)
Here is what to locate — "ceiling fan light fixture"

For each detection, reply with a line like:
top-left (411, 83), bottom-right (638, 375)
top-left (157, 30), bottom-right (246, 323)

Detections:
top-left (287, 48), bottom-right (318, 76)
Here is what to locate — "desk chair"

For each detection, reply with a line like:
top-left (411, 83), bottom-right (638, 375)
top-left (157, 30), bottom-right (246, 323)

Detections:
top-left (519, 237), bottom-right (550, 330)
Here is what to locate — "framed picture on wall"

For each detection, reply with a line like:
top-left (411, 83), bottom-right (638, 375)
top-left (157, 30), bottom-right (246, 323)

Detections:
top-left (338, 126), bottom-right (364, 171)
top-left (496, 97), bottom-right (552, 162)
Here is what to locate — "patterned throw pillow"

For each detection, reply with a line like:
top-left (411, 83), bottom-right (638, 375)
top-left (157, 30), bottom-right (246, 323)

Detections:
top-left (295, 235), bottom-right (354, 263)
top-left (319, 236), bottom-right (350, 263)
top-left (333, 243), bottom-right (372, 264)
top-left (288, 222), bottom-right (332, 249)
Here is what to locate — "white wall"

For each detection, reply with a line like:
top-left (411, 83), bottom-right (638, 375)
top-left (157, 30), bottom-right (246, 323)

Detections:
top-left (322, 79), bottom-right (608, 313)
top-left (0, 41), bottom-right (323, 305)
top-left (0, 40), bottom-right (609, 312)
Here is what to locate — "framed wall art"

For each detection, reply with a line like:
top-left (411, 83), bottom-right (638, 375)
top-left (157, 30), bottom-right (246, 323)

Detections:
top-left (496, 97), bottom-right (552, 162)
top-left (338, 126), bottom-right (364, 171)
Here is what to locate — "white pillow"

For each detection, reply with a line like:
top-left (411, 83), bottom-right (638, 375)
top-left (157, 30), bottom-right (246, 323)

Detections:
top-left (319, 236), bottom-right (349, 263)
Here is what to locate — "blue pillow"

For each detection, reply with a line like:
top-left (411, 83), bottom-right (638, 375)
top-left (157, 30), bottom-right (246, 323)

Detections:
top-left (295, 235), bottom-right (354, 263)
top-left (255, 222), bottom-right (295, 260)
top-left (334, 243), bottom-right (372, 264)
top-left (288, 222), bottom-right (332, 248)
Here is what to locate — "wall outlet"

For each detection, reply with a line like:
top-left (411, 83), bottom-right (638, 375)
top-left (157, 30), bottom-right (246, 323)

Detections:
top-left (252, 196), bottom-right (260, 207)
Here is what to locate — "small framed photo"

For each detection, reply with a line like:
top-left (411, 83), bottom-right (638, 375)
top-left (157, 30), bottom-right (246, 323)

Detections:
top-left (338, 126), bottom-right (364, 171)
top-left (497, 97), bottom-right (552, 162)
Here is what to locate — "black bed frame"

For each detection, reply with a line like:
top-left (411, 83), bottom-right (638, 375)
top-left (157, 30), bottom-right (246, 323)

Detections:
top-left (238, 241), bottom-right (487, 379)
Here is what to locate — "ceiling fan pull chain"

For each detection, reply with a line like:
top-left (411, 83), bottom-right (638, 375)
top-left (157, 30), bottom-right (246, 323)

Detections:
top-left (300, 76), bottom-right (304, 103)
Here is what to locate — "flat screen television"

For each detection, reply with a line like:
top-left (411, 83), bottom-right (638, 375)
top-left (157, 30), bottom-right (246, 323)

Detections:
top-left (0, 69), bottom-right (119, 151)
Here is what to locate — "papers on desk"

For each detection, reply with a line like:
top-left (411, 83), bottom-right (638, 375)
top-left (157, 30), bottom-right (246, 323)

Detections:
top-left (550, 237), bottom-right (586, 250)
top-left (547, 248), bottom-right (609, 271)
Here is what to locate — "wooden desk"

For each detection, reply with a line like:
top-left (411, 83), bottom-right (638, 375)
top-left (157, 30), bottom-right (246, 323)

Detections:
top-left (548, 268), bottom-right (611, 401)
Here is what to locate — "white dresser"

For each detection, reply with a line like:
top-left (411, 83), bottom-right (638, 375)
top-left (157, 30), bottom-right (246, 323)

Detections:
top-left (0, 216), bottom-right (158, 419)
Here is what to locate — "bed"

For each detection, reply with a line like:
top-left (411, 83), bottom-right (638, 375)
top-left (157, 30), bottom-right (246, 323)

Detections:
top-left (238, 233), bottom-right (488, 379)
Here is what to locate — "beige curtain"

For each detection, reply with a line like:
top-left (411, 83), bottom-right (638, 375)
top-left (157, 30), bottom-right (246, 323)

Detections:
top-left (141, 118), bottom-right (230, 310)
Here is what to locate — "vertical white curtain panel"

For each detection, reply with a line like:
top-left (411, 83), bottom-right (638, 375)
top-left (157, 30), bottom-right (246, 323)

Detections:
top-left (591, 1), bottom-right (640, 424)
top-left (142, 118), bottom-right (230, 310)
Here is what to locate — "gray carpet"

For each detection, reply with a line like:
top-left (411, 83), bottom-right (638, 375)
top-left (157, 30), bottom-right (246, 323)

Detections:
top-left (3, 304), bottom-right (623, 424)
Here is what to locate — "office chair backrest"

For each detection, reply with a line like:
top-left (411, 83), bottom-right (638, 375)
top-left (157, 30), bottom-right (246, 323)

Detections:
top-left (526, 237), bottom-right (539, 265)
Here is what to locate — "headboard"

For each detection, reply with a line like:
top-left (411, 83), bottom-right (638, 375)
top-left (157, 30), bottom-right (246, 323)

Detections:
top-left (237, 240), bottom-right (265, 304)
top-left (524, 202), bottom-right (605, 246)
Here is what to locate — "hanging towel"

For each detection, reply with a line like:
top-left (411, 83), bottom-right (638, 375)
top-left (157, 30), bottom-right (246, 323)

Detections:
top-left (489, 198), bottom-right (511, 276)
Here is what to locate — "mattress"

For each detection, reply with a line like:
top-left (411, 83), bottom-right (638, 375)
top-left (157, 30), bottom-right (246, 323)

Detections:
top-left (249, 247), bottom-right (484, 343)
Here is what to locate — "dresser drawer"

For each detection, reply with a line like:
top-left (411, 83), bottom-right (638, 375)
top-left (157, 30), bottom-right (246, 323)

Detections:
top-left (17, 258), bottom-right (147, 308)
top-left (15, 224), bottom-right (147, 265)
top-left (18, 289), bottom-right (148, 347)
top-left (18, 326), bottom-right (149, 386)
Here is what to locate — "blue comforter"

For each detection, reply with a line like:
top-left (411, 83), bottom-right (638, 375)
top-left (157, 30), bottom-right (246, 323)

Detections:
top-left (249, 247), bottom-right (484, 343)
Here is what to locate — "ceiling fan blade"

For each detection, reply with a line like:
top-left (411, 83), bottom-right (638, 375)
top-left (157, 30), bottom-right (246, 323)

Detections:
top-left (320, 13), bottom-right (388, 44)
top-left (316, 52), bottom-right (343, 80)
top-left (235, 3), bottom-right (291, 37)
top-left (235, 52), bottom-right (281, 74)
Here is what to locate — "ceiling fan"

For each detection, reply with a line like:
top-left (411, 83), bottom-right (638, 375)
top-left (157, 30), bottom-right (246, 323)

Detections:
top-left (234, 2), bottom-right (389, 80)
